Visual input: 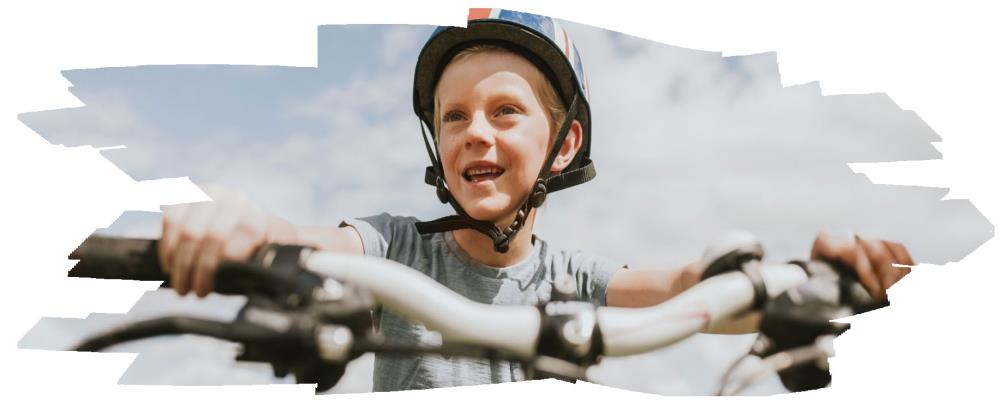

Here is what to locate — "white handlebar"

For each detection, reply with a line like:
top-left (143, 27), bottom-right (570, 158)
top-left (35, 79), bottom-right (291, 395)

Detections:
top-left (598, 264), bottom-right (807, 356)
top-left (304, 252), bottom-right (808, 359)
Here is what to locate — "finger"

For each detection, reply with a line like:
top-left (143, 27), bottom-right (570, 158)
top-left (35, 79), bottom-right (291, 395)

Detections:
top-left (858, 237), bottom-right (898, 295)
top-left (168, 202), bottom-right (216, 295)
top-left (883, 240), bottom-right (916, 266)
top-left (809, 231), bottom-right (836, 260)
top-left (171, 239), bottom-right (196, 296)
top-left (810, 231), bottom-right (855, 262)
top-left (192, 242), bottom-right (221, 298)
top-left (191, 206), bottom-right (242, 297)
top-left (159, 204), bottom-right (192, 275)
top-left (850, 240), bottom-right (885, 300)
top-left (813, 232), bottom-right (885, 300)
top-left (881, 240), bottom-right (913, 287)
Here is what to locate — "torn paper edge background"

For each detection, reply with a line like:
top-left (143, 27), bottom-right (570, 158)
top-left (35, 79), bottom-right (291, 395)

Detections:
top-left (1, 0), bottom-right (996, 405)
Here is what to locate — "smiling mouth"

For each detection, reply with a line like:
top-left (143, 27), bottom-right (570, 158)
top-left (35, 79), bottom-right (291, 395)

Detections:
top-left (462, 166), bottom-right (506, 183)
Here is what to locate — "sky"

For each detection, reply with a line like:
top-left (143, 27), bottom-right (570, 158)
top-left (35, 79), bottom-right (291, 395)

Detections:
top-left (16, 19), bottom-right (993, 395)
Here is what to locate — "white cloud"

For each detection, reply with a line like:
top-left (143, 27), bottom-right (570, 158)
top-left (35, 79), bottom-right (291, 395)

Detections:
top-left (379, 25), bottom-right (430, 66)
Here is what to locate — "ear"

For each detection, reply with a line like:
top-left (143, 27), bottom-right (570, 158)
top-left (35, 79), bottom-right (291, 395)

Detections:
top-left (550, 120), bottom-right (583, 173)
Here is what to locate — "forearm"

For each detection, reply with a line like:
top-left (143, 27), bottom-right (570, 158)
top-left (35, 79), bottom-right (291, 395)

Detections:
top-left (606, 262), bottom-right (703, 308)
top-left (606, 261), bottom-right (760, 334)
top-left (266, 215), bottom-right (364, 254)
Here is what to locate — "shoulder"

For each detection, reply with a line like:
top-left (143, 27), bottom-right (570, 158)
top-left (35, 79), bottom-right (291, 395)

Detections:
top-left (353, 211), bottom-right (419, 226)
top-left (340, 212), bottom-right (427, 258)
top-left (349, 212), bottom-right (424, 235)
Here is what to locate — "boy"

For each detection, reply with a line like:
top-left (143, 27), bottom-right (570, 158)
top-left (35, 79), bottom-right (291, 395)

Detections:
top-left (159, 9), bottom-right (912, 391)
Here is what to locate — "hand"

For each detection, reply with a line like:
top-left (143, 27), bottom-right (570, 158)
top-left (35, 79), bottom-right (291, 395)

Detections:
top-left (810, 231), bottom-right (914, 301)
top-left (159, 187), bottom-right (295, 297)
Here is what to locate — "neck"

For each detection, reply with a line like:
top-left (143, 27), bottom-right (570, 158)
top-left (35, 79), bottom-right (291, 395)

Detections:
top-left (452, 209), bottom-right (538, 268)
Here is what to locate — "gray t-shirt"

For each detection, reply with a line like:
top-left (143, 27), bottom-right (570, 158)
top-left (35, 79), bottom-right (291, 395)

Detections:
top-left (339, 212), bottom-right (624, 391)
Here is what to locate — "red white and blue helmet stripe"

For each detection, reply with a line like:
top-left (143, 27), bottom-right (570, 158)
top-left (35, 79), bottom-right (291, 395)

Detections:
top-left (428, 8), bottom-right (590, 106)
top-left (463, 8), bottom-right (591, 101)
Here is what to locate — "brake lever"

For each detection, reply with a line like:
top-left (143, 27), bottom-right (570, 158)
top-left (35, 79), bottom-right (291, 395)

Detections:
top-left (751, 260), bottom-right (886, 392)
top-left (232, 297), bottom-right (351, 393)
top-left (223, 246), bottom-right (377, 393)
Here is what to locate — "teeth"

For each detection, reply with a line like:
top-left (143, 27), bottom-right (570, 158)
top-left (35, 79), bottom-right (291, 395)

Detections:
top-left (465, 167), bottom-right (503, 176)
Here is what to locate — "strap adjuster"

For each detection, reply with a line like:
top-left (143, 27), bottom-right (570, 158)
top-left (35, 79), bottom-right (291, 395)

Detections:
top-left (434, 176), bottom-right (450, 204)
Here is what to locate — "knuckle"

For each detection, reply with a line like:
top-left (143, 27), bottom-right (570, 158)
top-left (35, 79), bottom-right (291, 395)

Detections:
top-left (178, 228), bottom-right (204, 243)
top-left (236, 219), bottom-right (267, 239)
top-left (162, 214), bottom-right (176, 229)
top-left (222, 241), bottom-right (254, 261)
top-left (881, 241), bottom-right (909, 263)
top-left (172, 254), bottom-right (194, 279)
top-left (865, 241), bottom-right (890, 262)
top-left (198, 252), bottom-right (220, 272)
top-left (202, 229), bottom-right (227, 246)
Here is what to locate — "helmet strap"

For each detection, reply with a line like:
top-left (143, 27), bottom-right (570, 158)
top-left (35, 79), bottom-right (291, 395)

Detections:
top-left (415, 95), bottom-right (580, 254)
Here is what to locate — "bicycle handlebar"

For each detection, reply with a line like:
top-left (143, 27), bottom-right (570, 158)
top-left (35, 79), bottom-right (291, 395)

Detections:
top-left (68, 235), bottom-right (863, 392)
top-left (303, 251), bottom-right (808, 358)
top-left (70, 236), bottom-right (812, 358)
top-left (69, 235), bottom-right (166, 283)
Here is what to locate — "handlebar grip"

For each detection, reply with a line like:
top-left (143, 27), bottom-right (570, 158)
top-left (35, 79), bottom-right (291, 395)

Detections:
top-left (68, 235), bottom-right (322, 302)
top-left (68, 235), bottom-right (170, 286)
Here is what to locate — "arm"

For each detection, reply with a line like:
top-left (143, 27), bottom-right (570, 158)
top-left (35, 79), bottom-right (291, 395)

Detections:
top-left (269, 217), bottom-right (365, 255)
top-left (605, 262), bottom-right (761, 334)
top-left (604, 231), bottom-right (915, 335)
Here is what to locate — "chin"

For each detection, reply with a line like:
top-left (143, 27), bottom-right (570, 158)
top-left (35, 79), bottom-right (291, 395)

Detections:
top-left (461, 196), bottom-right (514, 223)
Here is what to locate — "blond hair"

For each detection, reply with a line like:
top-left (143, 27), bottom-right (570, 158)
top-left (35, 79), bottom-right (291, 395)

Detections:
top-left (433, 44), bottom-right (567, 144)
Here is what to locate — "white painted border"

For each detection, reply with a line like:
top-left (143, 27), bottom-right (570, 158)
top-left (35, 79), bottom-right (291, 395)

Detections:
top-left (3, 0), bottom-right (995, 405)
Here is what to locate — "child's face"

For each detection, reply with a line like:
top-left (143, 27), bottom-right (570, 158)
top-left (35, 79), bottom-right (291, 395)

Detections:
top-left (435, 52), bottom-right (556, 223)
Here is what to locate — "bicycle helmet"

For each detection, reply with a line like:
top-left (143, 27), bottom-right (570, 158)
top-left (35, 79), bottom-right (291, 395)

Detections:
top-left (413, 8), bottom-right (596, 253)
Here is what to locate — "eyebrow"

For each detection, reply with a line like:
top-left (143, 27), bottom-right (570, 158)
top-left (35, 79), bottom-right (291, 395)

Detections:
top-left (439, 89), bottom-right (528, 111)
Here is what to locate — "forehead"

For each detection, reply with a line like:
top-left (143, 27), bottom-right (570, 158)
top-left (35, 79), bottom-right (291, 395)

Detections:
top-left (435, 51), bottom-right (546, 100)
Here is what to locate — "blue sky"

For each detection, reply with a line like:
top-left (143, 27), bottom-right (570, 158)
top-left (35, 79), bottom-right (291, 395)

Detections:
top-left (18, 20), bottom-right (992, 395)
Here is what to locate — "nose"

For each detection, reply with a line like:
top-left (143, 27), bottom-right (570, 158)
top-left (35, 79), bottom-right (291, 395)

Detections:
top-left (465, 111), bottom-right (496, 149)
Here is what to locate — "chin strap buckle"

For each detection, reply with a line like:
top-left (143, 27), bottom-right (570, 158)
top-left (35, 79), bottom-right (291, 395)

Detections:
top-left (529, 180), bottom-right (547, 208)
top-left (493, 236), bottom-right (511, 254)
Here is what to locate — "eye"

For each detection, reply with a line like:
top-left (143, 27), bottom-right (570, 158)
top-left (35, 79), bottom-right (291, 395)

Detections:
top-left (495, 105), bottom-right (520, 117)
top-left (442, 110), bottom-right (466, 123)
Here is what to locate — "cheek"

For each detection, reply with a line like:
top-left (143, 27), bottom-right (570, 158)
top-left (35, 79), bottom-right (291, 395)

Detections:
top-left (502, 141), bottom-right (545, 184)
top-left (437, 138), bottom-right (465, 188)
top-left (523, 130), bottom-right (551, 169)
top-left (437, 138), bottom-right (458, 169)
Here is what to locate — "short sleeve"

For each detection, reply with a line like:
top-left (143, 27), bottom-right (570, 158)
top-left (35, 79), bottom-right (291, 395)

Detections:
top-left (338, 212), bottom-right (397, 258)
top-left (566, 251), bottom-right (627, 307)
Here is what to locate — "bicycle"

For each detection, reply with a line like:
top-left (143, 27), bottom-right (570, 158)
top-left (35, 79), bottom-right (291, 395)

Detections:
top-left (66, 233), bottom-right (885, 394)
